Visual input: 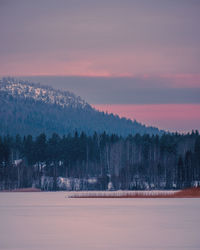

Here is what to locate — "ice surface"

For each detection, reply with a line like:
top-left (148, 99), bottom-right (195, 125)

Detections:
top-left (0, 192), bottom-right (200, 250)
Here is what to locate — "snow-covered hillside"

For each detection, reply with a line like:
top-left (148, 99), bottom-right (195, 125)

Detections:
top-left (0, 77), bottom-right (163, 136)
top-left (0, 77), bottom-right (90, 110)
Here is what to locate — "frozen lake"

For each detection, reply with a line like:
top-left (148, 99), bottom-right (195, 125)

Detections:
top-left (0, 192), bottom-right (200, 250)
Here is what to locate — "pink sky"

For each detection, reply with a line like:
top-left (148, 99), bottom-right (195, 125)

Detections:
top-left (1, 1), bottom-right (200, 133)
top-left (93, 104), bottom-right (200, 133)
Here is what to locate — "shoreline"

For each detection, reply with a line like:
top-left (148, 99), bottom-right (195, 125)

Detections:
top-left (68, 188), bottom-right (200, 198)
top-left (1, 187), bottom-right (200, 198)
top-left (0, 188), bottom-right (42, 192)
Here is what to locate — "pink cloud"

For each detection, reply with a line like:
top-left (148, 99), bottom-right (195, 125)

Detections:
top-left (0, 56), bottom-right (112, 77)
top-left (1, 48), bottom-right (200, 88)
top-left (160, 74), bottom-right (200, 88)
top-left (93, 104), bottom-right (200, 133)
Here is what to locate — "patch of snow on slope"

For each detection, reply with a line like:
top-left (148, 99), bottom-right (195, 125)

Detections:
top-left (0, 77), bottom-right (90, 110)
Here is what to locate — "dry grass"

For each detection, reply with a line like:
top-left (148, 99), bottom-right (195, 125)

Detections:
top-left (172, 187), bottom-right (200, 198)
top-left (1, 187), bottom-right (200, 197)
top-left (68, 188), bottom-right (200, 198)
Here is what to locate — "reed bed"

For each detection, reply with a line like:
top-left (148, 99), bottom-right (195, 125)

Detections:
top-left (67, 188), bottom-right (200, 198)
top-left (67, 190), bottom-right (179, 198)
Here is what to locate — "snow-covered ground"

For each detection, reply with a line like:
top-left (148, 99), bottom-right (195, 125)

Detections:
top-left (0, 192), bottom-right (200, 250)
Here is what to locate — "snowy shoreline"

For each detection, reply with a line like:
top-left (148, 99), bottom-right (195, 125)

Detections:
top-left (67, 188), bottom-right (200, 198)
top-left (2, 187), bottom-right (200, 198)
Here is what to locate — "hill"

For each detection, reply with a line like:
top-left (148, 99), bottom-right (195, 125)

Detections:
top-left (0, 77), bottom-right (163, 137)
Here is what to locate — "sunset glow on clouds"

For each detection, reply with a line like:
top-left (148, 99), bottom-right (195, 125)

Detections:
top-left (0, 0), bottom-right (200, 132)
top-left (1, 0), bottom-right (200, 78)
top-left (93, 104), bottom-right (200, 133)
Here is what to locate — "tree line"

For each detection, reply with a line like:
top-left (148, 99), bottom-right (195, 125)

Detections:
top-left (0, 131), bottom-right (200, 190)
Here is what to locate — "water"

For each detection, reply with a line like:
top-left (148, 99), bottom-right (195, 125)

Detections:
top-left (0, 192), bottom-right (200, 250)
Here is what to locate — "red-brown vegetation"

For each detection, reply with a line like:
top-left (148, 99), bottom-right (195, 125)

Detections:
top-left (172, 187), bottom-right (200, 198)
top-left (69, 188), bottom-right (200, 198)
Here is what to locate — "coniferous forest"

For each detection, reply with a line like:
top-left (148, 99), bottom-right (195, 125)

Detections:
top-left (0, 78), bottom-right (162, 137)
top-left (0, 131), bottom-right (200, 191)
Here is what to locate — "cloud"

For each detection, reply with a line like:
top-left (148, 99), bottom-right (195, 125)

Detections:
top-left (0, 0), bottom-right (200, 77)
top-left (16, 76), bottom-right (200, 105)
top-left (93, 104), bottom-right (200, 133)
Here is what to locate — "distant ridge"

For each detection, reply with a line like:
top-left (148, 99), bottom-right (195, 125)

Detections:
top-left (0, 77), bottom-right (164, 136)
top-left (0, 77), bottom-right (90, 109)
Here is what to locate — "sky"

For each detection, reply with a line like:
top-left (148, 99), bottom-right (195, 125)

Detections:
top-left (0, 0), bottom-right (200, 132)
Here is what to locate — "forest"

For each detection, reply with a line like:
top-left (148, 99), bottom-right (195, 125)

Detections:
top-left (0, 77), bottom-right (162, 137)
top-left (0, 131), bottom-right (200, 191)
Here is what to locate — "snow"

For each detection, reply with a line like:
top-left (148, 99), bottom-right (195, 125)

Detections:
top-left (0, 192), bottom-right (200, 250)
top-left (107, 182), bottom-right (114, 190)
top-left (0, 78), bottom-right (89, 110)
top-left (40, 176), bottom-right (98, 190)
top-left (87, 178), bottom-right (98, 184)
top-left (14, 159), bottom-right (23, 166)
